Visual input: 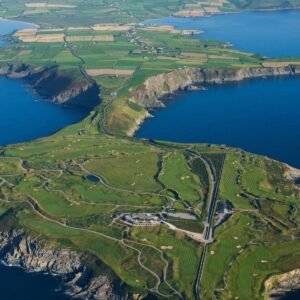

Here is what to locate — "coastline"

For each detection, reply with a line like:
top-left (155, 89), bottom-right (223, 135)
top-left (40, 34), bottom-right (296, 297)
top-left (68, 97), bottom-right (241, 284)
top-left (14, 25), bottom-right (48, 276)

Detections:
top-left (0, 230), bottom-right (125, 299)
top-left (126, 110), bottom-right (152, 137)
top-left (284, 164), bottom-right (300, 182)
top-left (0, 64), bottom-right (101, 109)
top-left (264, 269), bottom-right (300, 300)
top-left (0, 16), bottom-right (38, 29)
top-left (170, 5), bottom-right (300, 19)
top-left (0, 7), bottom-right (300, 300)
top-left (130, 65), bottom-right (300, 137)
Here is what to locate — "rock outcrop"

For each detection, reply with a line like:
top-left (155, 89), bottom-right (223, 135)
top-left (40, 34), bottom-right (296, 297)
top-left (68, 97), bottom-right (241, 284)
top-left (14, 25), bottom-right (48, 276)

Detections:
top-left (0, 63), bottom-right (100, 109)
top-left (265, 269), bottom-right (300, 300)
top-left (284, 165), bottom-right (300, 181)
top-left (131, 65), bottom-right (300, 108)
top-left (0, 230), bottom-right (126, 299)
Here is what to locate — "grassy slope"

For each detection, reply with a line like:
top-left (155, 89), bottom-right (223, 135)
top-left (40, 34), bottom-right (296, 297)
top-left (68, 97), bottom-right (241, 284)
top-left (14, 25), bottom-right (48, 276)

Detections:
top-left (0, 1), bottom-right (300, 299)
top-left (1, 128), bottom-right (299, 299)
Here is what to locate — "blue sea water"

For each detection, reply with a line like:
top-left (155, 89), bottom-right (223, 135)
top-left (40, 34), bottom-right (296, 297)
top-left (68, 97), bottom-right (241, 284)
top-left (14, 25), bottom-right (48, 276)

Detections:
top-left (0, 20), bottom-right (89, 146)
top-left (137, 10), bottom-right (300, 168)
top-left (0, 264), bottom-right (69, 300)
top-left (0, 78), bottom-right (89, 146)
top-left (0, 18), bottom-right (33, 47)
top-left (1, 10), bottom-right (300, 300)
top-left (280, 290), bottom-right (300, 300)
top-left (145, 10), bottom-right (300, 58)
top-left (137, 77), bottom-right (300, 168)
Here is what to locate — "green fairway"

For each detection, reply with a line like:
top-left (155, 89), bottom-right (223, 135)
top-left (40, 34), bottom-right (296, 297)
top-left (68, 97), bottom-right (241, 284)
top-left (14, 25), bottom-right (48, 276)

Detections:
top-left (0, 1), bottom-right (300, 299)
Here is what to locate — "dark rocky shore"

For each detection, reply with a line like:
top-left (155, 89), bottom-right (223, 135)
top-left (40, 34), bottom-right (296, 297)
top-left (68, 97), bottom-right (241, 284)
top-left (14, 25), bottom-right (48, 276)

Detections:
top-left (265, 269), bottom-right (300, 300)
top-left (0, 230), bottom-right (126, 300)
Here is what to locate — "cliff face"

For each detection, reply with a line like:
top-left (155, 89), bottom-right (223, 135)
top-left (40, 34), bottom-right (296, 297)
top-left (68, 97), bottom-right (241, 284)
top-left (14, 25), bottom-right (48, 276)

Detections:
top-left (0, 64), bottom-right (100, 109)
top-left (131, 65), bottom-right (300, 108)
top-left (0, 230), bottom-right (125, 300)
top-left (265, 269), bottom-right (300, 300)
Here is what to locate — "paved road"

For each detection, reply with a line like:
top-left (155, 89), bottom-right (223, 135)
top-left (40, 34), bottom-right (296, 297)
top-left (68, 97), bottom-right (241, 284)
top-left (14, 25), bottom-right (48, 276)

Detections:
top-left (189, 151), bottom-right (226, 300)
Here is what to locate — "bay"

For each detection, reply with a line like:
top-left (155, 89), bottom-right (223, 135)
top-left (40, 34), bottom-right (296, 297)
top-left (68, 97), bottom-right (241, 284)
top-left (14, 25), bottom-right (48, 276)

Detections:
top-left (138, 10), bottom-right (300, 168)
top-left (0, 19), bottom-right (89, 146)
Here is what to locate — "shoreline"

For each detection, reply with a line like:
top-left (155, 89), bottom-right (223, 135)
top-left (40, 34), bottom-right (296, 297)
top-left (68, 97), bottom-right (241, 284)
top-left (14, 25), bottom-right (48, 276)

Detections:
top-left (172, 5), bottom-right (300, 19)
top-left (0, 63), bottom-right (101, 107)
top-left (0, 16), bottom-right (39, 29)
top-left (0, 16), bottom-right (100, 148)
top-left (0, 7), bottom-right (300, 299)
top-left (264, 269), bottom-right (300, 300)
top-left (0, 75), bottom-right (93, 148)
top-left (0, 230), bottom-right (124, 299)
top-left (145, 7), bottom-right (300, 53)
top-left (0, 261), bottom-right (68, 298)
top-left (126, 110), bottom-right (152, 137)
top-left (130, 65), bottom-right (300, 136)
top-left (130, 66), bottom-right (300, 170)
top-left (0, 21), bottom-right (100, 147)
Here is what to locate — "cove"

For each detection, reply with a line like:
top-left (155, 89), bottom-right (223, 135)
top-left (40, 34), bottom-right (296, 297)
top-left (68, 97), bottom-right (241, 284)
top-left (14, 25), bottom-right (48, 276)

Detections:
top-left (137, 77), bottom-right (300, 168)
top-left (0, 77), bottom-right (89, 146)
top-left (0, 19), bottom-right (89, 146)
top-left (0, 18), bottom-right (33, 47)
top-left (138, 10), bottom-right (300, 169)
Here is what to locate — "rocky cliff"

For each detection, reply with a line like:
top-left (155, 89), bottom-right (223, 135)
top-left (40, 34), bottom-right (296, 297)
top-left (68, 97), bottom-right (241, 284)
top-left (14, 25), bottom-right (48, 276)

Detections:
top-left (0, 230), bottom-right (126, 299)
top-left (265, 269), bottom-right (300, 300)
top-left (131, 65), bottom-right (300, 108)
top-left (0, 64), bottom-right (100, 109)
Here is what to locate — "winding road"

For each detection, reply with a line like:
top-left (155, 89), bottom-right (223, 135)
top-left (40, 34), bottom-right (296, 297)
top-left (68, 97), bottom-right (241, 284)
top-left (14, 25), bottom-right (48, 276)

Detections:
top-left (1, 150), bottom-right (226, 299)
top-left (0, 156), bottom-right (182, 298)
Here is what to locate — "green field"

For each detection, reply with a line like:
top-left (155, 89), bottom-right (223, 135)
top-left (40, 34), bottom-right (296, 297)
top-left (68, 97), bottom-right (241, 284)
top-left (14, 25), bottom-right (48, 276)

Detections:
top-left (0, 1), bottom-right (300, 299)
top-left (1, 0), bottom-right (299, 27)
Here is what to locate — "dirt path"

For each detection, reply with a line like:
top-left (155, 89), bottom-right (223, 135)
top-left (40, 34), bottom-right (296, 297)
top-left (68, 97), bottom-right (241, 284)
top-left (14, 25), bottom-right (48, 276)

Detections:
top-left (0, 156), bottom-right (181, 298)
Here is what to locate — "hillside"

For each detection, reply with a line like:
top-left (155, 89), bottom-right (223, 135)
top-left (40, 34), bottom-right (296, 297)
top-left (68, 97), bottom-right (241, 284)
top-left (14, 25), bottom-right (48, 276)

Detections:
top-left (0, 1), bottom-right (300, 299)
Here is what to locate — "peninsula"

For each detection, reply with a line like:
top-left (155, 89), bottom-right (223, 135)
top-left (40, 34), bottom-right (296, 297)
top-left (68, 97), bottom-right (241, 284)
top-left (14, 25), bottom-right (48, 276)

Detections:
top-left (0, 1), bottom-right (300, 299)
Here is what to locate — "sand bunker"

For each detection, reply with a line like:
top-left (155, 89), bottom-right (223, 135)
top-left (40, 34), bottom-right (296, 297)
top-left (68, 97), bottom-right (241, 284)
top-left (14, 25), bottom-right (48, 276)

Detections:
top-left (160, 246), bottom-right (174, 250)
